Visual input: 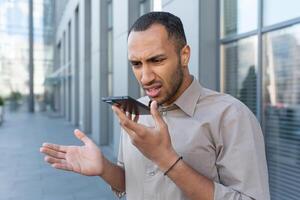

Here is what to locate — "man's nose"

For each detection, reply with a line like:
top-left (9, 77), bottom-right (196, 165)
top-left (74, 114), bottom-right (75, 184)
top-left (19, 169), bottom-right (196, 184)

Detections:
top-left (140, 67), bottom-right (155, 85)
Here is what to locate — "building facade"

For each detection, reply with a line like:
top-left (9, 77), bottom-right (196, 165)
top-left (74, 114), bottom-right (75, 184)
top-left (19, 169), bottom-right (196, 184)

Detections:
top-left (50, 0), bottom-right (300, 199)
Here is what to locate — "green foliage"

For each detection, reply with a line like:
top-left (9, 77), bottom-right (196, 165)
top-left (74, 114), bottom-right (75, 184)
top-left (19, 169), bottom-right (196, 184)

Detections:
top-left (0, 96), bottom-right (4, 106)
top-left (9, 91), bottom-right (22, 101)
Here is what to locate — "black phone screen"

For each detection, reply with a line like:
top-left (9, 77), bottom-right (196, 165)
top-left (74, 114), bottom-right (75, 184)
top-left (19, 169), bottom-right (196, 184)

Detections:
top-left (101, 96), bottom-right (150, 115)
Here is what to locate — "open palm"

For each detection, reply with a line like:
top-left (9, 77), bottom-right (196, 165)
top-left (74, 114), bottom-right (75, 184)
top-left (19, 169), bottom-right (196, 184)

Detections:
top-left (40, 129), bottom-right (104, 176)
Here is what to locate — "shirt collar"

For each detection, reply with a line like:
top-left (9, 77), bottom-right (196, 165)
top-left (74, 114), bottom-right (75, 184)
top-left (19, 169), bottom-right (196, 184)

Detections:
top-left (173, 77), bottom-right (202, 117)
top-left (152, 77), bottom-right (202, 116)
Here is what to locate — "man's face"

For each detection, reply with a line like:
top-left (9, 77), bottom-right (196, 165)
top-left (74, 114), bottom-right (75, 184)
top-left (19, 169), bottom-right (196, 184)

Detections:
top-left (128, 24), bottom-right (185, 105)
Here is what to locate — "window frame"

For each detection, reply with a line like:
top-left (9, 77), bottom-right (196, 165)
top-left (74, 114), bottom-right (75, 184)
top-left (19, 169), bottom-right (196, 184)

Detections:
top-left (219, 0), bottom-right (300, 123)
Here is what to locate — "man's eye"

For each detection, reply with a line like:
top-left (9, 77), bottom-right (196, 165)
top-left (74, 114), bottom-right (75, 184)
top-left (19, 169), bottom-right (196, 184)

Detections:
top-left (153, 58), bottom-right (164, 63)
top-left (131, 62), bottom-right (141, 68)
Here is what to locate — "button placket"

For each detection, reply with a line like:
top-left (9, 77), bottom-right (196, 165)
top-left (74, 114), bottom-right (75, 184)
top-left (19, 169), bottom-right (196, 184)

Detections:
top-left (148, 171), bottom-right (156, 176)
top-left (143, 164), bottom-right (159, 199)
top-left (146, 165), bottom-right (158, 177)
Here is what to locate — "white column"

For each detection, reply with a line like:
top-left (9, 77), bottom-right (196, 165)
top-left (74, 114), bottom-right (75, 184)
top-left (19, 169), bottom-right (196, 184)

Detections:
top-left (162, 0), bottom-right (200, 79)
top-left (198, 0), bottom-right (218, 90)
top-left (79, 0), bottom-right (92, 133)
top-left (112, 0), bottom-right (129, 155)
top-left (91, 0), bottom-right (101, 144)
top-left (60, 34), bottom-right (66, 117)
top-left (65, 28), bottom-right (70, 121)
top-left (71, 10), bottom-right (80, 125)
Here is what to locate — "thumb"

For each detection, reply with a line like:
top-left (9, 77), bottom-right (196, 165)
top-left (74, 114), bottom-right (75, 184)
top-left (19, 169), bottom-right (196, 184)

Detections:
top-left (150, 101), bottom-right (165, 128)
top-left (74, 129), bottom-right (92, 145)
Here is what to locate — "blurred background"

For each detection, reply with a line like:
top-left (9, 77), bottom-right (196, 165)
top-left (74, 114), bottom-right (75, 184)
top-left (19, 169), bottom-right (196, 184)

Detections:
top-left (0, 0), bottom-right (300, 199)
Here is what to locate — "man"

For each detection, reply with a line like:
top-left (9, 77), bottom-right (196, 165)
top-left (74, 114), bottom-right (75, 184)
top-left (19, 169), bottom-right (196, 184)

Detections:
top-left (40, 12), bottom-right (270, 200)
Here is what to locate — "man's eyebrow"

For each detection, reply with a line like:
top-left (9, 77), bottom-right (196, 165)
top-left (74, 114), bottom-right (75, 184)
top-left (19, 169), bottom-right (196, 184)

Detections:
top-left (128, 59), bottom-right (141, 64)
top-left (146, 54), bottom-right (166, 62)
top-left (128, 54), bottom-right (166, 63)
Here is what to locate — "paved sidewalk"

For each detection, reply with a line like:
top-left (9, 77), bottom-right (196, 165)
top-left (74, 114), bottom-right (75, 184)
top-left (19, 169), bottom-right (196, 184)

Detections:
top-left (0, 110), bottom-right (117, 200)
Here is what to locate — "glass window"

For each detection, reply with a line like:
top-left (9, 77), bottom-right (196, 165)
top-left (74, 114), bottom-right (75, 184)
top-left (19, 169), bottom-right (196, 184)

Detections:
top-left (0, 0), bottom-right (54, 97)
top-left (221, 0), bottom-right (258, 37)
top-left (263, 24), bottom-right (300, 200)
top-left (264, 0), bottom-right (300, 26)
top-left (33, 0), bottom-right (54, 95)
top-left (221, 36), bottom-right (258, 114)
top-left (0, 0), bottom-right (29, 97)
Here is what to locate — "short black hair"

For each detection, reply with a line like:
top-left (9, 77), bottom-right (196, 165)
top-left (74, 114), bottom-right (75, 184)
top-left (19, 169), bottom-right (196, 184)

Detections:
top-left (128, 11), bottom-right (187, 52)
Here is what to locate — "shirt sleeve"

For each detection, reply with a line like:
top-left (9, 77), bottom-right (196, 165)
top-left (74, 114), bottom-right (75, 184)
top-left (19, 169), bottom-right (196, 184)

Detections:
top-left (214, 103), bottom-right (270, 200)
top-left (117, 129), bottom-right (125, 167)
top-left (110, 129), bottom-right (126, 198)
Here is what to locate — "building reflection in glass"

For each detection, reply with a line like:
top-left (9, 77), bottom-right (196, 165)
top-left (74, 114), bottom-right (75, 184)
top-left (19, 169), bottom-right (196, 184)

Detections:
top-left (222, 36), bottom-right (257, 115)
top-left (221, 0), bottom-right (258, 37)
top-left (0, 0), bottom-right (29, 97)
top-left (0, 0), bottom-right (54, 111)
top-left (263, 24), bottom-right (300, 200)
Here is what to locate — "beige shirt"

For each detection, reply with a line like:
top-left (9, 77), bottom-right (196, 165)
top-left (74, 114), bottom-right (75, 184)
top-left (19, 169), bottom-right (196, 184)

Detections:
top-left (116, 78), bottom-right (270, 200)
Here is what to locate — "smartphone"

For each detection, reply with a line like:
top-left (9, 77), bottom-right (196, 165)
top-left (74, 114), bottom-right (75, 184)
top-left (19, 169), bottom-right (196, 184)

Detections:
top-left (101, 96), bottom-right (150, 115)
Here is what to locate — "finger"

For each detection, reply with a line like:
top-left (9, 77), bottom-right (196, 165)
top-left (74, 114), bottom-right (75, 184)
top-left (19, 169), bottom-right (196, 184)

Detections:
top-left (113, 106), bottom-right (142, 138)
top-left (113, 105), bottom-right (144, 134)
top-left (150, 101), bottom-right (166, 128)
top-left (40, 147), bottom-right (66, 159)
top-left (121, 102), bottom-right (127, 111)
top-left (52, 163), bottom-right (73, 171)
top-left (42, 143), bottom-right (67, 153)
top-left (45, 156), bottom-right (73, 171)
top-left (121, 126), bottom-right (141, 146)
top-left (44, 156), bottom-right (65, 165)
top-left (74, 129), bottom-right (92, 145)
top-left (126, 111), bottom-right (132, 120)
top-left (122, 125), bottom-right (138, 139)
top-left (133, 113), bottom-right (139, 123)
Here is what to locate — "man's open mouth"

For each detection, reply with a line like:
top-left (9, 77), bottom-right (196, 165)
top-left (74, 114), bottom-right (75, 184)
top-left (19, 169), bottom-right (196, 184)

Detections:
top-left (145, 86), bottom-right (162, 98)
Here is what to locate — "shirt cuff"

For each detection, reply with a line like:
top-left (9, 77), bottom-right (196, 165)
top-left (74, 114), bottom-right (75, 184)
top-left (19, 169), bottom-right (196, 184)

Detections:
top-left (111, 186), bottom-right (126, 199)
top-left (213, 182), bottom-right (254, 200)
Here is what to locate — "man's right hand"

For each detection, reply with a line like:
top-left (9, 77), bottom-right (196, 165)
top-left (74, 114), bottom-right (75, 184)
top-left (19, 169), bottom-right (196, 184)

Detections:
top-left (40, 129), bottom-right (105, 176)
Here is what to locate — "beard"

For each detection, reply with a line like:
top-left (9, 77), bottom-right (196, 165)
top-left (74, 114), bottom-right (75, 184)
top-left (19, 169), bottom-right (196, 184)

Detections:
top-left (141, 55), bottom-right (185, 106)
top-left (158, 63), bottom-right (184, 105)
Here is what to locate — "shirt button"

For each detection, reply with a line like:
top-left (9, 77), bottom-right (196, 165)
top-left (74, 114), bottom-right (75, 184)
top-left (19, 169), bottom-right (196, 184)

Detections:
top-left (148, 171), bottom-right (156, 176)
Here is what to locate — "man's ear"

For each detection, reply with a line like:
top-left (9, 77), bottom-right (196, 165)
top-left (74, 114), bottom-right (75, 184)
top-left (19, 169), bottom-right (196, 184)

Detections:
top-left (180, 45), bottom-right (190, 67)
